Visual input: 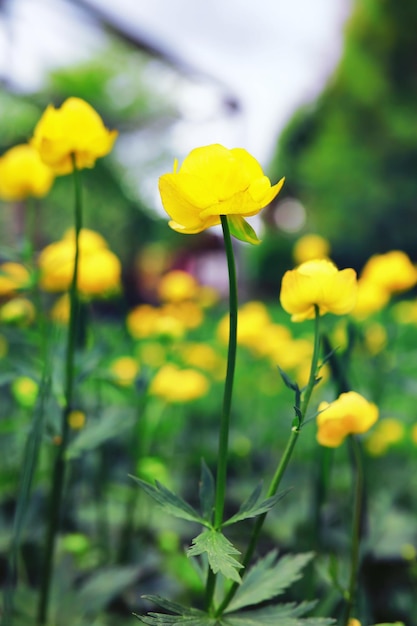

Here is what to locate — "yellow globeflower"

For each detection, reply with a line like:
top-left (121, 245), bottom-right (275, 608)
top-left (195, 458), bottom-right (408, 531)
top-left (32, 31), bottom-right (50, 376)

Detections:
top-left (0, 144), bottom-right (54, 200)
top-left (32, 97), bottom-right (118, 175)
top-left (38, 229), bottom-right (121, 297)
top-left (280, 259), bottom-right (357, 322)
top-left (68, 410), bottom-right (86, 430)
top-left (361, 250), bottom-right (417, 294)
top-left (317, 391), bottom-right (379, 448)
top-left (158, 270), bottom-right (199, 303)
top-left (109, 356), bottom-right (140, 387)
top-left (293, 233), bottom-right (330, 265)
top-left (159, 144), bottom-right (284, 241)
top-left (149, 364), bottom-right (209, 403)
top-left (0, 298), bottom-right (35, 325)
top-left (0, 262), bottom-right (31, 297)
top-left (351, 279), bottom-right (390, 319)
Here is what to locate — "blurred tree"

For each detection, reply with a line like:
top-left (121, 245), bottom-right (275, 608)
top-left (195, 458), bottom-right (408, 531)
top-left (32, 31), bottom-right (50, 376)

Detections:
top-left (269, 0), bottom-right (417, 270)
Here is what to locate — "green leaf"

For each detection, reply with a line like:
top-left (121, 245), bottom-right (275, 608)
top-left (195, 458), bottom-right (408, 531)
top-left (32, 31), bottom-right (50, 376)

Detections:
top-left (187, 530), bottom-right (243, 583)
top-left (277, 366), bottom-right (299, 392)
top-left (221, 603), bottom-right (334, 625)
top-left (199, 459), bottom-right (215, 522)
top-left (134, 596), bottom-right (217, 625)
top-left (223, 484), bottom-right (290, 527)
top-left (66, 409), bottom-right (135, 459)
top-left (226, 550), bottom-right (314, 612)
top-left (130, 477), bottom-right (209, 526)
top-left (227, 215), bottom-right (261, 245)
top-left (78, 565), bottom-right (139, 613)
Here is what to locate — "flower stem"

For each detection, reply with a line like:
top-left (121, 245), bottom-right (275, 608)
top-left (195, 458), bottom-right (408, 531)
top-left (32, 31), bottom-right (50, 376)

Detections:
top-left (204, 215), bottom-right (238, 613)
top-left (37, 155), bottom-right (82, 625)
top-left (342, 435), bottom-right (364, 626)
top-left (216, 307), bottom-right (322, 617)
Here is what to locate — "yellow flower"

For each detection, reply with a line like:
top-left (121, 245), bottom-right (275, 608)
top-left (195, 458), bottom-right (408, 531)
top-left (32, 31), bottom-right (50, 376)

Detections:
top-left (159, 144), bottom-right (284, 240)
top-left (149, 364), bottom-right (209, 403)
top-left (0, 262), bottom-right (31, 297)
top-left (0, 298), bottom-right (35, 325)
top-left (412, 423), bottom-right (417, 446)
top-left (217, 301), bottom-right (271, 349)
top-left (317, 391), bottom-right (379, 448)
top-left (351, 279), bottom-right (390, 319)
top-left (360, 250), bottom-right (417, 295)
top-left (12, 376), bottom-right (38, 408)
top-left (68, 410), bottom-right (86, 430)
top-left (366, 417), bottom-right (404, 456)
top-left (158, 270), bottom-right (199, 302)
top-left (32, 97), bottom-right (118, 175)
top-left (50, 294), bottom-right (70, 324)
top-left (293, 234), bottom-right (330, 265)
top-left (347, 620), bottom-right (361, 626)
top-left (109, 356), bottom-right (140, 387)
top-left (38, 229), bottom-right (121, 297)
top-left (280, 259), bottom-right (357, 322)
top-left (0, 144), bottom-right (55, 200)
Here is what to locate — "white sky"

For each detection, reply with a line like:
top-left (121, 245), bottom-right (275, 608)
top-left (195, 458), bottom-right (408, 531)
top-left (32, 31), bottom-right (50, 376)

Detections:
top-left (0, 0), bottom-right (352, 162)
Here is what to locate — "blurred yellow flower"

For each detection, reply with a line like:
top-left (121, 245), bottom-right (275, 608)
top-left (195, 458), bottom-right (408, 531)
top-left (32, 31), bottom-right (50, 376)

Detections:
top-left (0, 297), bottom-right (35, 325)
top-left (163, 302), bottom-right (204, 330)
top-left (11, 376), bottom-right (38, 408)
top-left (109, 356), bottom-right (140, 386)
top-left (181, 342), bottom-right (225, 375)
top-left (158, 270), bottom-right (199, 302)
top-left (317, 391), bottom-right (378, 448)
top-left (364, 322), bottom-right (387, 355)
top-left (159, 144), bottom-right (284, 239)
top-left (361, 250), bottom-right (417, 295)
top-left (293, 233), bottom-right (330, 265)
top-left (351, 279), bottom-right (390, 319)
top-left (32, 97), bottom-right (118, 175)
top-left (127, 304), bottom-right (186, 340)
top-left (366, 417), bottom-right (404, 456)
top-left (280, 259), bottom-right (357, 322)
top-left (391, 299), bottom-right (417, 325)
top-left (0, 334), bottom-right (7, 358)
top-left (0, 144), bottom-right (55, 200)
top-left (0, 262), bottom-right (31, 297)
top-left (149, 364), bottom-right (209, 403)
top-left (217, 301), bottom-right (271, 349)
top-left (68, 410), bottom-right (86, 430)
top-left (38, 229), bottom-right (121, 297)
top-left (50, 293), bottom-right (70, 324)
top-left (347, 620), bottom-right (361, 626)
top-left (412, 423), bottom-right (417, 446)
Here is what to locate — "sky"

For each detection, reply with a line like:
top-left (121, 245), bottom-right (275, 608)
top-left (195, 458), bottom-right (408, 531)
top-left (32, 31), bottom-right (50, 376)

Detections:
top-left (0, 0), bottom-right (352, 163)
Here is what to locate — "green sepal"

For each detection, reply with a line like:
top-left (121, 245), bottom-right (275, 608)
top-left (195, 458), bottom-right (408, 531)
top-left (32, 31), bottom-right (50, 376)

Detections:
top-left (187, 529), bottom-right (243, 583)
top-left (129, 476), bottom-right (209, 526)
top-left (223, 483), bottom-right (290, 528)
top-left (227, 215), bottom-right (261, 245)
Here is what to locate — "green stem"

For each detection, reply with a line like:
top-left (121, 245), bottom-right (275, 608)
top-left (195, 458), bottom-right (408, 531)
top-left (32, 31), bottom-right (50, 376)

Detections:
top-left (216, 307), bottom-right (322, 617)
top-left (37, 155), bottom-right (83, 625)
top-left (342, 435), bottom-right (364, 626)
top-left (205, 215), bottom-right (238, 613)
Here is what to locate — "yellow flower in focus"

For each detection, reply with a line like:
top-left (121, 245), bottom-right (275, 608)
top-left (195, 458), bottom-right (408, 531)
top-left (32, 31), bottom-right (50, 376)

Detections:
top-left (11, 376), bottom-right (38, 408)
top-left (158, 270), bottom-right (199, 302)
top-left (317, 391), bottom-right (378, 448)
top-left (159, 144), bottom-right (284, 240)
top-left (366, 418), bottom-right (404, 456)
top-left (351, 279), bottom-right (390, 319)
top-left (361, 250), bottom-right (417, 295)
top-left (0, 144), bottom-right (55, 200)
top-left (0, 262), bottom-right (31, 297)
top-left (293, 234), bottom-right (330, 265)
top-left (280, 259), bottom-right (358, 322)
top-left (0, 298), bottom-right (35, 325)
top-left (109, 356), bottom-right (139, 386)
top-left (149, 364), bottom-right (209, 403)
top-left (32, 97), bottom-right (118, 175)
top-left (38, 229), bottom-right (121, 297)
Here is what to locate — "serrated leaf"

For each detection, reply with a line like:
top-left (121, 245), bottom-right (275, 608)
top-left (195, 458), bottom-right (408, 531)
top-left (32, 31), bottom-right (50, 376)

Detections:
top-left (199, 459), bottom-right (215, 522)
top-left (187, 530), bottom-right (243, 583)
top-left (223, 485), bottom-right (290, 527)
top-left (221, 603), bottom-right (335, 626)
top-left (135, 597), bottom-right (217, 625)
top-left (226, 551), bottom-right (314, 612)
top-left (130, 477), bottom-right (209, 526)
top-left (227, 215), bottom-right (261, 245)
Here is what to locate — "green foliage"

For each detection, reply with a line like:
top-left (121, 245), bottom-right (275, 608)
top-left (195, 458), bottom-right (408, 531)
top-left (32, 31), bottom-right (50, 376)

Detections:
top-left (222, 483), bottom-right (289, 527)
top-left (269, 0), bottom-right (417, 267)
top-left (187, 529), bottom-right (243, 583)
top-left (225, 550), bottom-right (314, 612)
